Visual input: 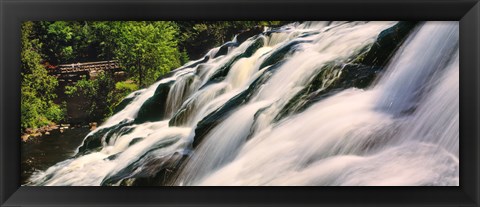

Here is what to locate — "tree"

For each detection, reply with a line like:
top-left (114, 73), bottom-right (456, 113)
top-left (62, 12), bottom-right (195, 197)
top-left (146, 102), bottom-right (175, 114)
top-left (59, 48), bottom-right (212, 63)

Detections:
top-left (113, 21), bottom-right (182, 87)
top-left (65, 72), bottom-right (116, 121)
top-left (21, 21), bottom-right (64, 130)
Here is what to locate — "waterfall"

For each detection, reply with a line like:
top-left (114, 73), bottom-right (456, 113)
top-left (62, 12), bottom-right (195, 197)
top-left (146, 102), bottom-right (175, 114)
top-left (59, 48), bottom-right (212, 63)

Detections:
top-left (27, 21), bottom-right (459, 186)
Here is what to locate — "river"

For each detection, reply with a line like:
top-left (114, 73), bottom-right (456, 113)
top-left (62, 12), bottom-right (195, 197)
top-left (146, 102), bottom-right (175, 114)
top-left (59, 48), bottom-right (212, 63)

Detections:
top-left (21, 127), bottom-right (90, 185)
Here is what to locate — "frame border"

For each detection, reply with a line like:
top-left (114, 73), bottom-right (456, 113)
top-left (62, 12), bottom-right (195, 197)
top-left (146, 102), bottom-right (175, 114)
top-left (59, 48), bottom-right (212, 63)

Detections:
top-left (1, 0), bottom-right (479, 206)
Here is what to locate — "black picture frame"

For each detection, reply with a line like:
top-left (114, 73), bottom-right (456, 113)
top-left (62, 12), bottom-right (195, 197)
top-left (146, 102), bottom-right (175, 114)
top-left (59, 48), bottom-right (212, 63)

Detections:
top-left (1, 0), bottom-right (479, 206)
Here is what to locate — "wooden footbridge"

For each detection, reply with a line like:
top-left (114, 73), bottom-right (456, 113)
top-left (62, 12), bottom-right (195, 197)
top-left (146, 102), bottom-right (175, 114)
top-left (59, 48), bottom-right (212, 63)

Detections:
top-left (49, 60), bottom-right (122, 79)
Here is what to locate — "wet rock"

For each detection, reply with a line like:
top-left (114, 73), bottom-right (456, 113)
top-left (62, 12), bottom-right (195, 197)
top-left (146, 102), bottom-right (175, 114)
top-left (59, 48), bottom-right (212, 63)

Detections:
top-left (214, 42), bottom-right (238, 58)
top-left (359, 21), bottom-right (418, 67)
top-left (113, 95), bottom-right (136, 114)
top-left (134, 80), bottom-right (175, 124)
top-left (128, 137), bottom-right (144, 147)
top-left (259, 39), bottom-right (312, 69)
top-left (101, 139), bottom-right (184, 186)
top-left (77, 120), bottom-right (133, 155)
top-left (236, 26), bottom-right (264, 44)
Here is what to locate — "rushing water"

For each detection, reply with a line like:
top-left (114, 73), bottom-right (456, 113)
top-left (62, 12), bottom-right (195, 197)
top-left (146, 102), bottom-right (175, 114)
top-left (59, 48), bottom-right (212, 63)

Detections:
top-left (26, 21), bottom-right (459, 186)
top-left (21, 127), bottom-right (90, 184)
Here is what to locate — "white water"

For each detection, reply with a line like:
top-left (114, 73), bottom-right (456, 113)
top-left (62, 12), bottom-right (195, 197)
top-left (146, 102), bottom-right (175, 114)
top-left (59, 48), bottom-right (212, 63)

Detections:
top-left (28, 21), bottom-right (459, 186)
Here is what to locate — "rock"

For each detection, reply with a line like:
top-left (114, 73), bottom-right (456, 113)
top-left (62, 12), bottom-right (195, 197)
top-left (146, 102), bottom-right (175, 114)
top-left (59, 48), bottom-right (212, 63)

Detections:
top-left (128, 137), bottom-right (144, 147)
top-left (236, 26), bottom-right (264, 44)
top-left (113, 91), bottom-right (142, 114)
top-left (134, 80), bottom-right (175, 124)
top-left (213, 42), bottom-right (238, 58)
top-left (259, 39), bottom-right (312, 69)
top-left (102, 150), bottom-right (186, 186)
top-left (360, 21), bottom-right (418, 67)
top-left (39, 126), bottom-right (48, 133)
top-left (45, 132), bottom-right (50, 135)
top-left (25, 128), bottom-right (36, 134)
top-left (77, 120), bottom-right (133, 155)
top-left (21, 134), bottom-right (30, 142)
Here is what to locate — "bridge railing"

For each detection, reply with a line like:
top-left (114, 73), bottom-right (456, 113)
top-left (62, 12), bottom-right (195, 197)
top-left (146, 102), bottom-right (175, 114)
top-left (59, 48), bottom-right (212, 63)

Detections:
top-left (54, 60), bottom-right (120, 74)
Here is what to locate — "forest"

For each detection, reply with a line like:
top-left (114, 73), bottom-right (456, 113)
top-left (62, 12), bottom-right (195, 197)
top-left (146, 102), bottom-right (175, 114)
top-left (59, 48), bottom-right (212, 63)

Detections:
top-left (21, 21), bottom-right (284, 132)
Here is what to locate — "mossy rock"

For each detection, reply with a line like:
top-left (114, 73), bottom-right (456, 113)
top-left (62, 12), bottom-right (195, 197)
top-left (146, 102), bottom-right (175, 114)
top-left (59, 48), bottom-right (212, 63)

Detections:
top-left (76, 120), bottom-right (133, 155)
top-left (134, 80), bottom-right (174, 124)
top-left (360, 21), bottom-right (418, 67)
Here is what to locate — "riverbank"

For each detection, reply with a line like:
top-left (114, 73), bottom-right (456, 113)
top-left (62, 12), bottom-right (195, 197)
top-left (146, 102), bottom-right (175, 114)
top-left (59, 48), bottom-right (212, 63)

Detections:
top-left (21, 122), bottom-right (97, 142)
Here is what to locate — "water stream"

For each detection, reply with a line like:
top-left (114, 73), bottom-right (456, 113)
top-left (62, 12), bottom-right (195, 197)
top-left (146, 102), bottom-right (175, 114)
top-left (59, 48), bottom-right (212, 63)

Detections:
top-left (26, 21), bottom-right (459, 186)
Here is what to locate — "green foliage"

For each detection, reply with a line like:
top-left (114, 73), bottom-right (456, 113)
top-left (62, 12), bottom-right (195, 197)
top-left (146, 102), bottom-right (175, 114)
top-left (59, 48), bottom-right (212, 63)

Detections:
top-left (65, 76), bottom-right (141, 122)
top-left (115, 81), bottom-right (139, 93)
top-left (33, 21), bottom-right (287, 87)
top-left (111, 81), bottom-right (140, 113)
top-left (36, 21), bottom-right (185, 87)
top-left (21, 21), bottom-right (64, 130)
top-left (65, 73), bottom-right (116, 121)
top-left (35, 21), bottom-right (117, 64)
top-left (179, 49), bottom-right (190, 65)
top-left (112, 21), bottom-right (182, 87)
top-left (35, 21), bottom-right (76, 64)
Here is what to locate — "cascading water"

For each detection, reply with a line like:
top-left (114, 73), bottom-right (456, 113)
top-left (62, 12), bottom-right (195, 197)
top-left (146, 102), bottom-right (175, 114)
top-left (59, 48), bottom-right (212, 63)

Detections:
top-left (27, 21), bottom-right (459, 186)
